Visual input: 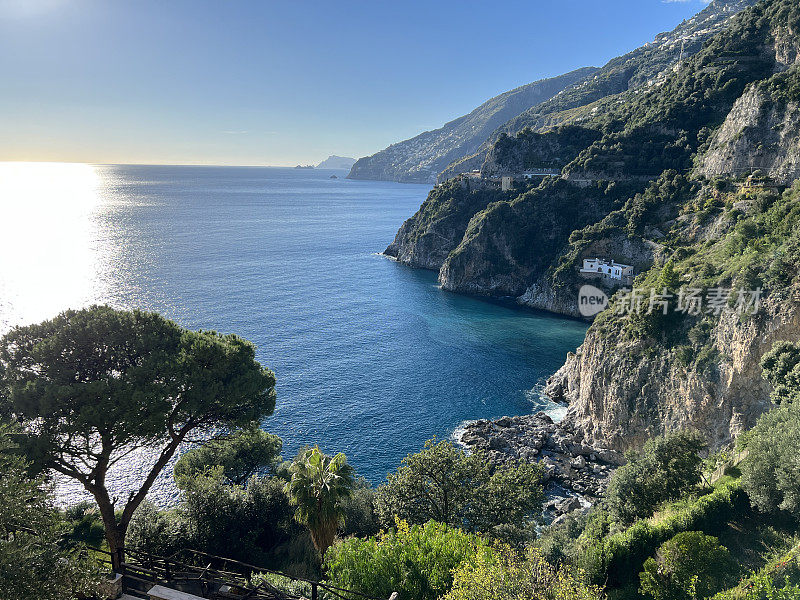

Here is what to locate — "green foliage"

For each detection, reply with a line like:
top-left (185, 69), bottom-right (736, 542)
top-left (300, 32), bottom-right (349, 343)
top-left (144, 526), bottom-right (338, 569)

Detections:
top-left (127, 470), bottom-right (317, 574)
top-left (758, 65), bottom-right (800, 105)
top-left (374, 439), bottom-right (543, 544)
top-left (127, 501), bottom-right (189, 558)
top-left (584, 479), bottom-right (747, 588)
top-left (447, 176), bottom-right (637, 297)
top-left (714, 545), bottom-right (800, 600)
top-left (0, 426), bottom-right (100, 600)
top-left (338, 477), bottom-right (379, 539)
top-left (62, 502), bottom-right (105, 548)
top-left (174, 426), bottom-right (283, 487)
top-left (761, 341), bottom-right (800, 405)
top-left (490, 125), bottom-right (603, 171)
top-left (443, 545), bottom-right (603, 600)
top-left (323, 519), bottom-right (492, 600)
top-left (183, 467), bottom-right (300, 563)
top-left (606, 432), bottom-right (706, 525)
top-left (639, 531), bottom-right (736, 600)
top-left (400, 179), bottom-right (506, 249)
top-left (553, 171), bottom-right (697, 288)
top-left (740, 402), bottom-right (800, 515)
top-left (0, 306), bottom-right (276, 559)
top-left (718, 576), bottom-right (800, 600)
top-left (285, 447), bottom-right (355, 557)
top-left (536, 509), bottom-right (612, 574)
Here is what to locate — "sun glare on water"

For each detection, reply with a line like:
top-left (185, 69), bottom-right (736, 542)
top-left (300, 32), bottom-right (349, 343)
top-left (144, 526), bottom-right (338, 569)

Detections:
top-left (0, 162), bottom-right (107, 333)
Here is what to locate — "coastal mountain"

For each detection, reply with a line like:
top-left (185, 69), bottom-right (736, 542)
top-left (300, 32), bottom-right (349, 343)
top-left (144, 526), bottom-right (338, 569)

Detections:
top-left (347, 67), bottom-right (597, 184)
top-left (386, 0), bottom-right (763, 296)
top-left (387, 0), bottom-right (800, 453)
top-left (438, 0), bottom-right (761, 181)
top-left (317, 155), bottom-right (356, 169)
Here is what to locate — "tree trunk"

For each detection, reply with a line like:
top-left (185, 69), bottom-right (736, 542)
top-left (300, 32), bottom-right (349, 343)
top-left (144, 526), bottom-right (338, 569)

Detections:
top-left (105, 523), bottom-right (127, 572)
top-left (93, 489), bottom-right (127, 572)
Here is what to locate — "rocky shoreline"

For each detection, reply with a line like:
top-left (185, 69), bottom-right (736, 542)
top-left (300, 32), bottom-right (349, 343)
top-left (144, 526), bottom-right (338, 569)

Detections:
top-left (455, 412), bottom-right (626, 521)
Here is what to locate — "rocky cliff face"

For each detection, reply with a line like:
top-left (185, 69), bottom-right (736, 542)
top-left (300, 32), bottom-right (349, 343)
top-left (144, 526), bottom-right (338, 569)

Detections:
top-left (438, 179), bottom-right (631, 299)
top-left (347, 68), bottom-right (596, 184)
top-left (385, 0), bottom-right (800, 458)
top-left (701, 72), bottom-right (800, 184)
top-left (384, 180), bottom-right (507, 270)
top-left (546, 293), bottom-right (800, 453)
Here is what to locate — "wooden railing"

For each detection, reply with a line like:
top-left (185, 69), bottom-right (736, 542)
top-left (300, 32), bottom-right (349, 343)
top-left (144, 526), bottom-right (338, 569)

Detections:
top-left (91, 546), bottom-right (394, 600)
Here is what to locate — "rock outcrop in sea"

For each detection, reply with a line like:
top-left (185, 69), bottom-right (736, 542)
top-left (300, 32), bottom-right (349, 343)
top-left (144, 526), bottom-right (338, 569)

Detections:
top-left (456, 412), bottom-right (624, 516)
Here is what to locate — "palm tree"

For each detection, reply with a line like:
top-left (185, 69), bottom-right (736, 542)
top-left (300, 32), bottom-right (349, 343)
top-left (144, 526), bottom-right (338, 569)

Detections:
top-left (284, 447), bottom-right (355, 556)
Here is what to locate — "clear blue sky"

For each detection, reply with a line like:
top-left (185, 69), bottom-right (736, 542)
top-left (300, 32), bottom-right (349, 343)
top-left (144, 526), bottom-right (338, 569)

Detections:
top-left (0, 0), bottom-right (710, 166)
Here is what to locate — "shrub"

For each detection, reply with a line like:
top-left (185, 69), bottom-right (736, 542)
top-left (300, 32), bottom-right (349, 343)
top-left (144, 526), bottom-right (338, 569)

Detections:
top-left (606, 431), bottom-right (706, 525)
top-left (323, 519), bottom-right (492, 600)
top-left (375, 439), bottom-right (543, 544)
top-left (0, 425), bottom-right (101, 600)
top-left (181, 468), bottom-right (296, 563)
top-left (62, 502), bottom-right (106, 548)
top-left (443, 546), bottom-right (603, 600)
top-left (338, 477), bottom-right (379, 538)
top-left (129, 469), bottom-right (301, 569)
top-left (713, 547), bottom-right (800, 600)
top-left (639, 531), bottom-right (736, 600)
top-left (174, 426), bottom-right (283, 487)
top-left (740, 403), bottom-right (800, 515)
top-left (760, 341), bottom-right (800, 405)
top-left (127, 501), bottom-right (189, 558)
top-left (584, 479), bottom-right (747, 588)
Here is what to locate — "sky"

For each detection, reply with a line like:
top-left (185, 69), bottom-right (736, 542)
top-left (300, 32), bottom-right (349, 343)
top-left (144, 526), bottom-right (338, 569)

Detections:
top-left (0, 0), bottom-right (712, 166)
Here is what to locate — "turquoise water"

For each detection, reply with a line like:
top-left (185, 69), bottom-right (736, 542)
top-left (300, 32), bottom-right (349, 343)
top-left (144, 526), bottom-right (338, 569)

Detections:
top-left (0, 164), bottom-right (587, 498)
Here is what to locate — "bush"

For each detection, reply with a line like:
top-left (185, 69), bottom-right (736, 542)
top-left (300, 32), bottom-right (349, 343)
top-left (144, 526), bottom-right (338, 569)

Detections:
top-left (443, 546), bottom-right (603, 600)
top-left (740, 403), bottom-right (800, 515)
top-left (760, 342), bottom-right (800, 405)
top-left (584, 479), bottom-right (747, 588)
top-left (174, 426), bottom-right (283, 487)
top-left (535, 509), bottom-right (611, 571)
top-left (0, 425), bottom-right (101, 600)
top-left (180, 468), bottom-right (296, 564)
top-left (606, 431), bottom-right (706, 525)
top-left (128, 470), bottom-right (308, 571)
top-left (62, 502), bottom-right (106, 548)
top-left (375, 439), bottom-right (543, 544)
top-left (639, 531), bottom-right (736, 600)
top-left (127, 501), bottom-right (189, 558)
top-left (713, 547), bottom-right (800, 600)
top-left (323, 519), bottom-right (492, 600)
top-left (338, 477), bottom-right (379, 538)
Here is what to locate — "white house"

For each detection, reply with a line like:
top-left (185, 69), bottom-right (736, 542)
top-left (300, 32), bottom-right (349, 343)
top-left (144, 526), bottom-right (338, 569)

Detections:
top-left (580, 258), bottom-right (634, 283)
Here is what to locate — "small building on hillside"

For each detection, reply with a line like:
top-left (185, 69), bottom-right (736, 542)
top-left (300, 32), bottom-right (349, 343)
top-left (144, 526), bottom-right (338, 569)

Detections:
top-left (740, 173), bottom-right (782, 194)
top-left (457, 170), bottom-right (500, 191)
top-left (580, 258), bottom-right (634, 285)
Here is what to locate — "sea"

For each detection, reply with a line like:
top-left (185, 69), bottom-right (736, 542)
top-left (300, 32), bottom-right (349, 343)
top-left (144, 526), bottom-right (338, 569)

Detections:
top-left (0, 163), bottom-right (587, 505)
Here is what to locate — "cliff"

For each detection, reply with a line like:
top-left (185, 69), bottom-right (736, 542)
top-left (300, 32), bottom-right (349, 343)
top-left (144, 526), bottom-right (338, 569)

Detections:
top-left (347, 68), bottom-right (596, 184)
top-left (546, 293), bottom-right (799, 453)
top-left (384, 180), bottom-right (508, 269)
top-left (387, 0), bottom-right (800, 454)
top-left (701, 69), bottom-right (800, 184)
